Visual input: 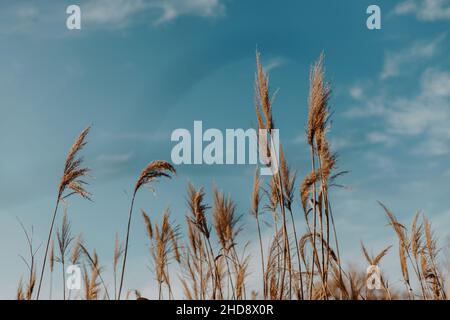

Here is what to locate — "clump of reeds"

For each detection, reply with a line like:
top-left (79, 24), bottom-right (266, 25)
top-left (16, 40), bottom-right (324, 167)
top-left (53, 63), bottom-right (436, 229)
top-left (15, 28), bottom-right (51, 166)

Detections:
top-left (180, 216), bottom-right (207, 300)
top-left (183, 183), bottom-right (221, 299)
top-left (213, 187), bottom-right (246, 299)
top-left (16, 49), bottom-right (450, 302)
top-left (299, 53), bottom-right (346, 299)
top-left (82, 250), bottom-right (100, 300)
top-left (264, 229), bottom-right (284, 299)
top-left (178, 184), bottom-right (248, 300)
top-left (254, 50), bottom-right (294, 299)
top-left (80, 242), bottom-right (110, 300)
top-left (142, 209), bottom-right (180, 299)
top-left (380, 202), bottom-right (447, 300)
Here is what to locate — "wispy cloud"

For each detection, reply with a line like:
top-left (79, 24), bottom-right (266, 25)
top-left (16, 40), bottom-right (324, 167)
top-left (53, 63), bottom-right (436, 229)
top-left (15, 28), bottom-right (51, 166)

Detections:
top-left (344, 96), bottom-right (386, 118)
top-left (421, 67), bottom-right (450, 97)
top-left (97, 152), bottom-right (134, 163)
top-left (15, 4), bottom-right (39, 19)
top-left (393, 0), bottom-right (450, 22)
top-left (366, 132), bottom-right (396, 147)
top-left (380, 34), bottom-right (444, 79)
top-left (413, 139), bottom-right (450, 156)
top-left (343, 33), bottom-right (450, 156)
top-left (348, 67), bottom-right (450, 156)
top-left (83, 0), bottom-right (225, 27)
top-left (329, 136), bottom-right (355, 151)
top-left (0, 3), bottom-right (43, 35)
top-left (0, 0), bottom-right (226, 35)
top-left (153, 0), bottom-right (225, 25)
top-left (349, 85), bottom-right (364, 100)
top-left (98, 130), bottom-right (170, 142)
top-left (264, 56), bottom-right (288, 72)
top-left (83, 0), bottom-right (147, 26)
top-left (364, 151), bottom-right (395, 173)
top-left (387, 68), bottom-right (450, 139)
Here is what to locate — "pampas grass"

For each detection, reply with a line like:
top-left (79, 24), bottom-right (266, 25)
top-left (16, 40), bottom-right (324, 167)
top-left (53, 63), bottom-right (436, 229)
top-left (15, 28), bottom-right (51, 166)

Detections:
top-left (15, 50), bottom-right (450, 301)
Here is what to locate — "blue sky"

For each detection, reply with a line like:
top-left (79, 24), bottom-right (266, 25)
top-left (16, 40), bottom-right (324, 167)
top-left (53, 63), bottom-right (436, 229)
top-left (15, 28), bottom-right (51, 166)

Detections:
top-left (1, 0), bottom-right (450, 299)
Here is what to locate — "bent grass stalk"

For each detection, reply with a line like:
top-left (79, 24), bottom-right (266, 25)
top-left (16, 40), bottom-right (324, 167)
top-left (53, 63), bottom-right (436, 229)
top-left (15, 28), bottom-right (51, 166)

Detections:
top-left (36, 126), bottom-right (91, 300)
top-left (117, 160), bottom-right (176, 299)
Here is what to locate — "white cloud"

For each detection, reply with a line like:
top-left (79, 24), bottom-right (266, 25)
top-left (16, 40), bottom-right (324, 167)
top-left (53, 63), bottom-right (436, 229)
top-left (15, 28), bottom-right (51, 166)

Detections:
top-left (83, 0), bottom-right (225, 27)
top-left (99, 130), bottom-right (170, 142)
top-left (413, 139), bottom-right (450, 156)
top-left (364, 152), bottom-right (395, 173)
top-left (349, 67), bottom-right (450, 156)
top-left (367, 132), bottom-right (396, 147)
top-left (329, 136), bottom-right (354, 151)
top-left (15, 5), bottom-right (39, 19)
top-left (0, 0), bottom-right (226, 34)
top-left (386, 68), bottom-right (450, 138)
top-left (291, 134), bottom-right (306, 145)
top-left (153, 0), bottom-right (225, 25)
top-left (83, 0), bottom-right (147, 26)
top-left (0, 3), bottom-right (43, 35)
top-left (97, 152), bottom-right (134, 163)
top-left (349, 85), bottom-right (364, 100)
top-left (394, 0), bottom-right (419, 15)
top-left (344, 96), bottom-right (386, 118)
top-left (394, 0), bottom-right (450, 22)
top-left (264, 57), bottom-right (288, 72)
top-left (380, 35), bottom-right (444, 79)
top-left (421, 68), bottom-right (450, 97)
